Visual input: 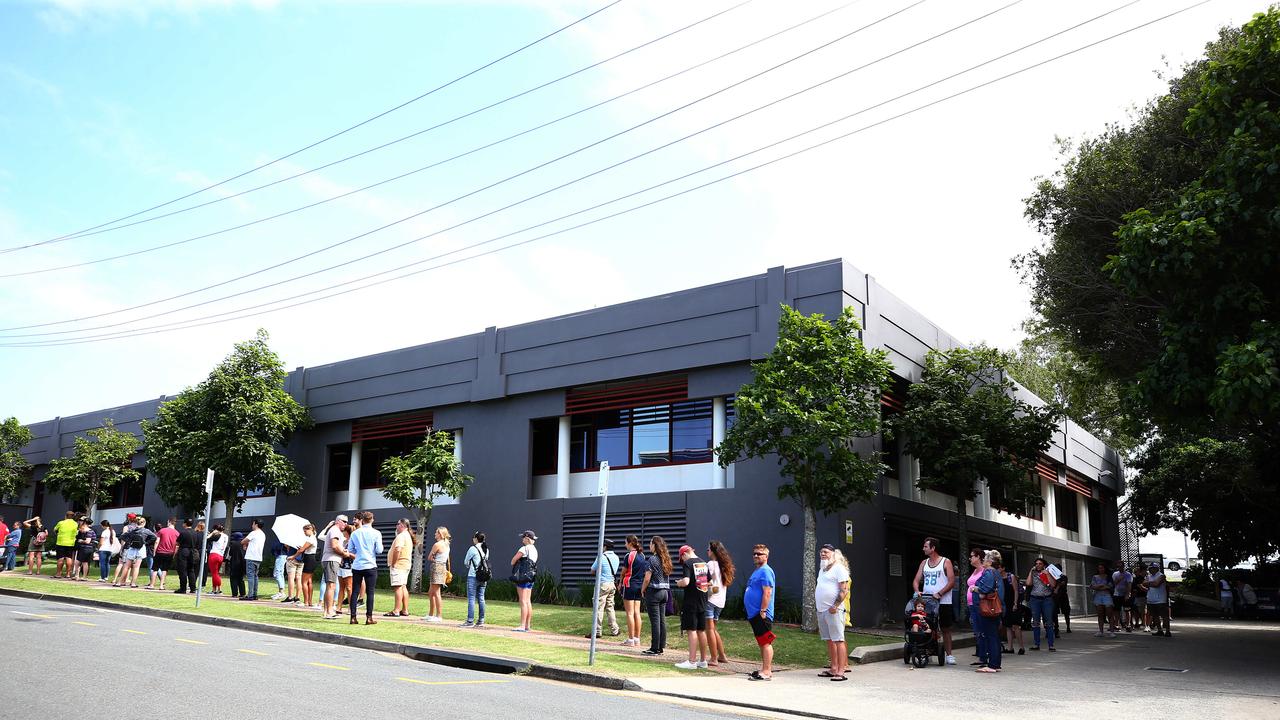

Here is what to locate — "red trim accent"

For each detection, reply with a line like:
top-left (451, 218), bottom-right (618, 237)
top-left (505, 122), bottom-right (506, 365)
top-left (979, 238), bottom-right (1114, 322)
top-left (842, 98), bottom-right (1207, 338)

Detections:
top-left (880, 390), bottom-right (906, 413)
top-left (565, 376), bottom-right (688, 415)
top-left (1035, 457), bottom-right (1059, 484)
top-left (1064, 470), bottom-right (1093, 497)
top-left (351, 412), bottom-right (434, 443)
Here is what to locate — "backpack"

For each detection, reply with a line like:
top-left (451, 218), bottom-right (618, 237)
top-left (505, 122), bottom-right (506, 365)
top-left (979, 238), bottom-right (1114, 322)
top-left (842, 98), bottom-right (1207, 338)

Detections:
top-left (510, 553), bottom-right (537, 584)
top-left (474, 548), bottom-right (492, 583)
top-left (126, 529), bottom-right (144, 550)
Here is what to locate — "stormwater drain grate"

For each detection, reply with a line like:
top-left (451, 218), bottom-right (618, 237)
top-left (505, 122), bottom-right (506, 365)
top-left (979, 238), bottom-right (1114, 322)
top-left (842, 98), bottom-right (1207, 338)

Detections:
top-left (1145, 667), bottom-right (1188, 673)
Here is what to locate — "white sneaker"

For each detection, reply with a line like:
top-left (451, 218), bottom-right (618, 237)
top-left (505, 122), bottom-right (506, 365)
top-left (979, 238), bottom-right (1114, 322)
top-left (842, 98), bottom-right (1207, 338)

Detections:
top-left (270, 593), bottom-right (284, 600)
top-left (425, 615), bottom-right (442, 623)
top-left (674, 661), bottom-right (698, 670)
top-left (945, 655), bottom-right (956, 665)
top-left (696, 661), bottom-right (708, 669)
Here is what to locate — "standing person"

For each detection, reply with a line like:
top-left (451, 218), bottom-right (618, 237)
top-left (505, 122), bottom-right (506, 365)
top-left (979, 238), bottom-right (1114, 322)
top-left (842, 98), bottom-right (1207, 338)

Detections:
top-left (0, 516), bottom-right (8, 572)
top-left (705, 540), bottom-right (734, 666)
top-left (965, 547), bottom-right (988, 666)
top-left (1002, 563), bottom-right (1025, 654)
top-left (318, 515), bottom-right (349, 619)
top-left (285, 524), bottom-right (317, 605)
top-left (640, 535), bottom-right (672, 655)
top-left (52, 511), bottom-right (78, 578)
top-left (347, 512), bottom-right (383, 625)
top-left (1217, 576), bottom-right (1235, 619)
top-left (206, 525), bottom-right (228, 594)
top-left (1089, 562), bottom-right (1116, 637)
top-left (73, 517), bottom-right (97, 581)
top-left (142, 519), bottom-right (158, 588)
top-left (424, 527), bottom-right (451, 623)
top-left (336, 524), bottom-right (355, 612)
top-left (1145, 563), bottom-right (1171, 637)
top-left (227, 531), bottom-right (246, 598)
top-left (586, 539), bottom-right (620, 638)
top-left (510, 530), bottom-right (538, 632)
top-left (96, 520), bottom-right (117, 582)
top-left (1025, 558), bottom-right (1057, 652)
top-left (1054, 573), bottom-right (1072, 635)
top-left (1111, 560), bottom-right (1133, 631)
top-left (1237, 580), bottom-right (1259, 620)
top-left (175, 519), bottom-right (200, 594)
top-left (619, 535), bottom-right (648, 647)
top-left (814, 545), bottom-right (851, 680)
top-left (912, 537), bottom-right (957, 665)
top-left (2, 518), bottom-right (22, 573)
top-left (152, 518), bottom-right (179, 590)
top-left (386, 518), bottom-right (413, 618)
top-left (462, 531), bottom-right (489, 628)
top-left (114, 518), bottom-right (154, 588)
top-left (971, 550), bottom-right (1004, 674)
top-left (25, 518), bottom-right (45, 575)
top-left (674, 544), bottom-right (711, 670)
top-left (270, 540), bottom-right (293, 600)
top-left (239, 519), bottom-right (267, 601)
top-left (299, 525), bottom-right (318, 607)
top-left (744, 544), bottom-right (776, 681)
top-left (1131, 564), bottom-right (1149, 631)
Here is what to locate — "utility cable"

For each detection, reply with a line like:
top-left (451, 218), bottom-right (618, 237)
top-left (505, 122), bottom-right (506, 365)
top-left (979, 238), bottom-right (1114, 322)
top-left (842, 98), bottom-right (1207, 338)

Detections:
top-left (0, 0), bottom-right (626, 254)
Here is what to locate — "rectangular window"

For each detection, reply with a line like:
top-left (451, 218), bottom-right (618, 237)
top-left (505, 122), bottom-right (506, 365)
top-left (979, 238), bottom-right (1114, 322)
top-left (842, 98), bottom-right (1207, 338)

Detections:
top-left (550, 398), bottom-right (721, 472)
top-left (1054, 485), bottom-right (1079, 532)
top-left (103, 469), bottom-right (146, 509)
top-left (327, 444), bottom-right (352, 494)
top-left (359, 434), bottom-right (424, 489)
top-left (672, 399), bottom-right (713, 463)
top-left (1087, 498), bottom-right (1102, 543)
top-left (531, 419), bottom-right (559, 475)
top-left (630, 405), bottom-right (671, 466)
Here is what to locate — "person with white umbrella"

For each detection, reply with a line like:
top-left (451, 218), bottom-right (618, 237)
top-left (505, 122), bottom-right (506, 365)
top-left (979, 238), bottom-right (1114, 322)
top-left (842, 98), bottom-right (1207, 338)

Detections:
top-left (272, 514), bottom-right (311, 603)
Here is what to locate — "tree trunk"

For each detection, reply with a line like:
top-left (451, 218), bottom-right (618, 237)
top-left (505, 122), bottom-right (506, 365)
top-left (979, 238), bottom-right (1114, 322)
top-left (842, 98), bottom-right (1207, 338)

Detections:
top-left (88, 475), bottom-right (100, 519)
top-left (411, 509), bottom-right (427, 594)
top-left (801, 503), bottom-right (818, 632)
top-left (955, 494), bottom-right (970, 618)
top-left (222, 486), bottom-right (237, 533)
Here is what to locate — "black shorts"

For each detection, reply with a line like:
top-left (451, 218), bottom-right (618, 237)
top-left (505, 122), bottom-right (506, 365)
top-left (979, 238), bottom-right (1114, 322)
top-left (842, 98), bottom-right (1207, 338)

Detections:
top-left (748, 615), bottom-right (775, 646)
top-left (154, 554), bottom-right (174, 572)
top-left (1147, 602), bottom-right (1168, 617)
top-left (623, 587), bottom-right (643, 602)
top-left (937, 604), bottom-right (955, 629)
top-left (681, 608), bottom-right (708, 632)
top-left (55, 546), bottom-right (75, 559)
top-left (302, 555), bottom-right (319, 574)
top-left (76, 547), bottom-right (96, 563)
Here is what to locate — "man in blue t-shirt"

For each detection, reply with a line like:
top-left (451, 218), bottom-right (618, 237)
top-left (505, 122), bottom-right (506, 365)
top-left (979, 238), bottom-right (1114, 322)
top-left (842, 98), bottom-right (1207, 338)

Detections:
top-left (744, 543), bottom-right (776, 681)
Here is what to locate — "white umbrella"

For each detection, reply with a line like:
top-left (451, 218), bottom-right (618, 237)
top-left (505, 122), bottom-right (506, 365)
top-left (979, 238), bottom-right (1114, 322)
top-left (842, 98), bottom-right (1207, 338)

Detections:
top-left (272, 513), bottom-right (311, 549)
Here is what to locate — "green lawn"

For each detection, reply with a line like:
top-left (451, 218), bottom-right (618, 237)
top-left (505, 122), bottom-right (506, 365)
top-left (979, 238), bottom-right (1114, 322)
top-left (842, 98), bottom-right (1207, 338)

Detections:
top-left (0, 566), bottom-right (882, 675)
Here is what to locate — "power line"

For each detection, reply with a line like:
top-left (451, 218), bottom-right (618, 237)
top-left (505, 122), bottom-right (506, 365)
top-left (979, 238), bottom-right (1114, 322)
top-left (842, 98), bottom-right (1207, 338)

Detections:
top-left (1, 0), bottom-right (1200, 349)
top-left (0, 0), bottom-right (936, 335)
top-left (1, 0), bottom-right (765, 267)
top-left (2, 0), bottom-right (858, 280)
top-left (0, 0), bottom-right (626, 255)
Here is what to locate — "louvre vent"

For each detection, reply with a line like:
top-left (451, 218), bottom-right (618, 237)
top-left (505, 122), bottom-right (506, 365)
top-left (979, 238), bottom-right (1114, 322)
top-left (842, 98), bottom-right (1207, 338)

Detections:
top-left (561, 509), bottom-right (687, 587)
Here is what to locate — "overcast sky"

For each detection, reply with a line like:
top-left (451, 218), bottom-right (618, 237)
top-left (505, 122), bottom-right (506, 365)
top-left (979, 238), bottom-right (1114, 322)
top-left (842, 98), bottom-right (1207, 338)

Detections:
top-left (1, 0), bottom-right (1263, 556)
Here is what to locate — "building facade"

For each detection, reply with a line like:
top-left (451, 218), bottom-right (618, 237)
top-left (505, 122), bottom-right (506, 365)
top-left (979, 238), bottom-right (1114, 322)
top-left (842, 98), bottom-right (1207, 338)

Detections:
top-left (8, 259), bottom-right (1123, 625)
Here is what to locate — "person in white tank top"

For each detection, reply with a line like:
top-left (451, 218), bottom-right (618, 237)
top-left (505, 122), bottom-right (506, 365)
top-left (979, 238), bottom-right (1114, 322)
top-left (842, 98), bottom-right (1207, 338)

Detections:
top-left (913, 537), bottom-right (957, 664)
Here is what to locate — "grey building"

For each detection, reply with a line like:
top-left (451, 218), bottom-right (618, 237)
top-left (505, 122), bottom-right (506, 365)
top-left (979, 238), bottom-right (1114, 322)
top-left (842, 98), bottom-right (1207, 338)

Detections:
top-left (8, 259), bottom-right (1123, 625)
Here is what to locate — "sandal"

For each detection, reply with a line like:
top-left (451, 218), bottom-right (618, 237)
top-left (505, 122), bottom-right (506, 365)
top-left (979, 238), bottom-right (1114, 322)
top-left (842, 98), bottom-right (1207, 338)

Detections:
top-left (383, 612), bottom-right (400, 617)
top-left (818, 671), bottom-right (835, 677)
top-left (747, 671), bottom-right (772, 681)
top-left (397, 612), bottom-right (409, 617)
top-left (830, 675), bottom-right (848, 682)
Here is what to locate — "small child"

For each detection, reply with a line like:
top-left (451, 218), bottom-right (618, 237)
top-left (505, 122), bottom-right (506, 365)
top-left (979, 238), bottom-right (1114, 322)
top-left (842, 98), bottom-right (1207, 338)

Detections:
top-left (910, 599), bottom-right (931, 634)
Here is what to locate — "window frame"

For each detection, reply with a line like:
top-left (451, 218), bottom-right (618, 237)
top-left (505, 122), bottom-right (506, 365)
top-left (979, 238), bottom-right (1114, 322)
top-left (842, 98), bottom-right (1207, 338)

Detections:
top-left (1053, 484), bottom-right (1079, 532)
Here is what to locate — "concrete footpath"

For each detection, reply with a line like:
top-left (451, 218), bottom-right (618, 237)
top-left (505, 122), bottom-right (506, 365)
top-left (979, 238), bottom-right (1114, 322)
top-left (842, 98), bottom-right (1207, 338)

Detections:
top-left (636, 619), bottom-right (1280, 720)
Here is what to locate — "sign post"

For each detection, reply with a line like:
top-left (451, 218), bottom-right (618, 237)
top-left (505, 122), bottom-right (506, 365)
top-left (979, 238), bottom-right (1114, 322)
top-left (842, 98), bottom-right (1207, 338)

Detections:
top-left (588, 461), bottom-right (610, 666)
top-left (195, 469), bottom-right (214, 608)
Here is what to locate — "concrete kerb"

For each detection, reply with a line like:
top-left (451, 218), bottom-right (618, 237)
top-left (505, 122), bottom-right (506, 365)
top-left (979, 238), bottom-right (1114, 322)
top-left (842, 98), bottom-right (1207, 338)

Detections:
top-left (641, 688), bottom-right (847, 720)
top-left (849, 632), bottom-right (976, 664)
top-left (0, 587), bottom-right (640, 691)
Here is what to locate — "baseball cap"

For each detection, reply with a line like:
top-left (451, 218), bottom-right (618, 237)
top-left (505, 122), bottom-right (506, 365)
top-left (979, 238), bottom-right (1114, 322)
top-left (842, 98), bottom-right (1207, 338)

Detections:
top-left (820, 543), bottom-right (836, 552)
top-left (603, 539), bottom-right (614, 549)
top-left (678, 545), bottom-right (694, 557)
top-left (335, 514), bottom-right (349, 523)
top-left (1149, 563), bottom-right (1160, 570)
top-left (520, 530), bottom-right (538, 540)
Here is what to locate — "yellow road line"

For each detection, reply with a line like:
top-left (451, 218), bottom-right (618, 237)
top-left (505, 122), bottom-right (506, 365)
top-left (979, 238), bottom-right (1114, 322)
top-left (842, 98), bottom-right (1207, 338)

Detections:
top-left (309, 663), bottom-right (349, 670)
top-left (237, 649), bottom-right (269, 656)
top-left (122, 630), bottom-right (147, 635)
top-left (175, 638), bottom-right (207, 645)
top-left (73, 621), bottom-right (97, 627)
top-left (394, 677), bottom-right (511, 686)
top-left (11, 611), bottom-right (56, 619)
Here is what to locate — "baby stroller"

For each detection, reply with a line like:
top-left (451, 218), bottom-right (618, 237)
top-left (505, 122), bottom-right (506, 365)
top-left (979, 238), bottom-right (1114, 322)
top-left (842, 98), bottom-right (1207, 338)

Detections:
top-left (902, 596), bottom-right (945, 668)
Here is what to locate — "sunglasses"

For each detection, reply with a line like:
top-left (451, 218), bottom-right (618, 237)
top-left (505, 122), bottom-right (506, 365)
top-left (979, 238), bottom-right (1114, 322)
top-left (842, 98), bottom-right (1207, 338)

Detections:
top-left (752, 552), bottom-right (767, 556)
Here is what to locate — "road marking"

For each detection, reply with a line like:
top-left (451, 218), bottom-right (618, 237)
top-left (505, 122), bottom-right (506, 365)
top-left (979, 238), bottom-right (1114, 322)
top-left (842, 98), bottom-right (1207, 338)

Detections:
top-left (73, 621), bottom-right (97, 627)
top-left (122, 630), bottom-right (147, 635)
top-left (309, 663), bottom-right (349, 670)
top-left (175, 638), bottom-right (207, 645)
top-left (237, 649), bottom-right (269, 656)
top-left (394, 677), bottom-right (511, 686)
top-left (11, 611), bottom-right (56, 619)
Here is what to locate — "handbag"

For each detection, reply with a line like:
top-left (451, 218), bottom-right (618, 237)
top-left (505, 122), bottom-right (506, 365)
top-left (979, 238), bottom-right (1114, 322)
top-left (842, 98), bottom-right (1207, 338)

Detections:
top-left (979, 587), bottom-right (1004, 618)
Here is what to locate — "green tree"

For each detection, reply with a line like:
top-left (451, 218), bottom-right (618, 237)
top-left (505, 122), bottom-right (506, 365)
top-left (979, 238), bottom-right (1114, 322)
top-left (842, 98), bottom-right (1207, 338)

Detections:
top-left (380, 429), bottom-right (474, 593)
top-left (888, 347), bottom-right (1062, 560)
top-left (0, 417), bottom-right (33, 503)
top-left (715, 305), bottom-right (891, 631)
top-left (143, 329), bottom-right (311, 528)
top-left (1018, 9), bottom-right (1280, 562)
top-left (43, 419), bottom-right (139, 515)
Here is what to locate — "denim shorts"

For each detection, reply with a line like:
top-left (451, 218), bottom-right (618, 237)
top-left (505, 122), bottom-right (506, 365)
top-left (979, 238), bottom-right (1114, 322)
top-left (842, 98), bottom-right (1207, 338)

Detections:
top-left (706, 604), bottom-right (723, 621)
top-left (516, 582), bottom-right (534, 590)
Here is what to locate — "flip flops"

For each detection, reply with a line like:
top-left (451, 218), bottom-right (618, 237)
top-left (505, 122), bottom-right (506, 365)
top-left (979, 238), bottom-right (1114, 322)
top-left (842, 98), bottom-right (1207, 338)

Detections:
top-left (747, 671), bottom-right (772, 681)
top-left (830, 675), bottom-right (848, 682)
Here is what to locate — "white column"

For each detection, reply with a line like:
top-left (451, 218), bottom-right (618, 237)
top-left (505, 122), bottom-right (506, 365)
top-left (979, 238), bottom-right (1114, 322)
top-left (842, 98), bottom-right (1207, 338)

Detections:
top-left (1077, 492), bottom-right (1091, 546)
top-left (975, 480), bottom-right (990, 521)
top-left (711, 397), bottom-right (727, 489)
top-left (556, 416), bottom-right (571, 499)
top-left (453, 429), bottom-right (463, 464)
top-left (347, 440), bottom-right (362, 510)
top-left (1042, 477), bottom-right (1059, 539)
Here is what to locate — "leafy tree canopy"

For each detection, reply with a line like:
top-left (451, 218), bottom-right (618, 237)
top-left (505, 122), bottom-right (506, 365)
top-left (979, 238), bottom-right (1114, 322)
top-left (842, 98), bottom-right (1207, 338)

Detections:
top-left (716, 304), bottom-right (891, 630)
top-left (0, 417), bottom-right (34, 502)
top-left (43, 419), bottom-right (139, 511)
top-left (143, 329), bottom-right (311, 521)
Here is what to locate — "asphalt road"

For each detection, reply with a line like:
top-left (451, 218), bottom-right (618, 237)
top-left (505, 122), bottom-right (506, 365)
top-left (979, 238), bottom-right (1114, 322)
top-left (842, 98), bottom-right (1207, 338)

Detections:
top-left (0, 595), bottom-right (764, 720)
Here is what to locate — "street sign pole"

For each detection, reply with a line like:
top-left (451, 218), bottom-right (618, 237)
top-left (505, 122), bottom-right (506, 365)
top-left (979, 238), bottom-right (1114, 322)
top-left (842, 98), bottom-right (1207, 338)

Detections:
top-left (195, 469), bottom-right (214, 608)
top-left (588, 461), bottom-right (610, 666)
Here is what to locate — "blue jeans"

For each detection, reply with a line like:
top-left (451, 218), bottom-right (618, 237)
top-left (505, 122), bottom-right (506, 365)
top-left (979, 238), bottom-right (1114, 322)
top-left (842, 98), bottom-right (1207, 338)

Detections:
top-left (273, 555), bottom-right (287, 591)
top-left (467, 576), bottom-right (487, 623)
top-left (969, 603), bottom-right (986, 662)
top-left (98, 551), bottom-right (112, 580)
top-left (246, 560), bottom-right (261, 598)
top-left (2, 547), bottom-right (16, 571)
top-left (976, 613), bottom-right (1002, 669)
top-left (1029, 595), bottom-right (1056, 647)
